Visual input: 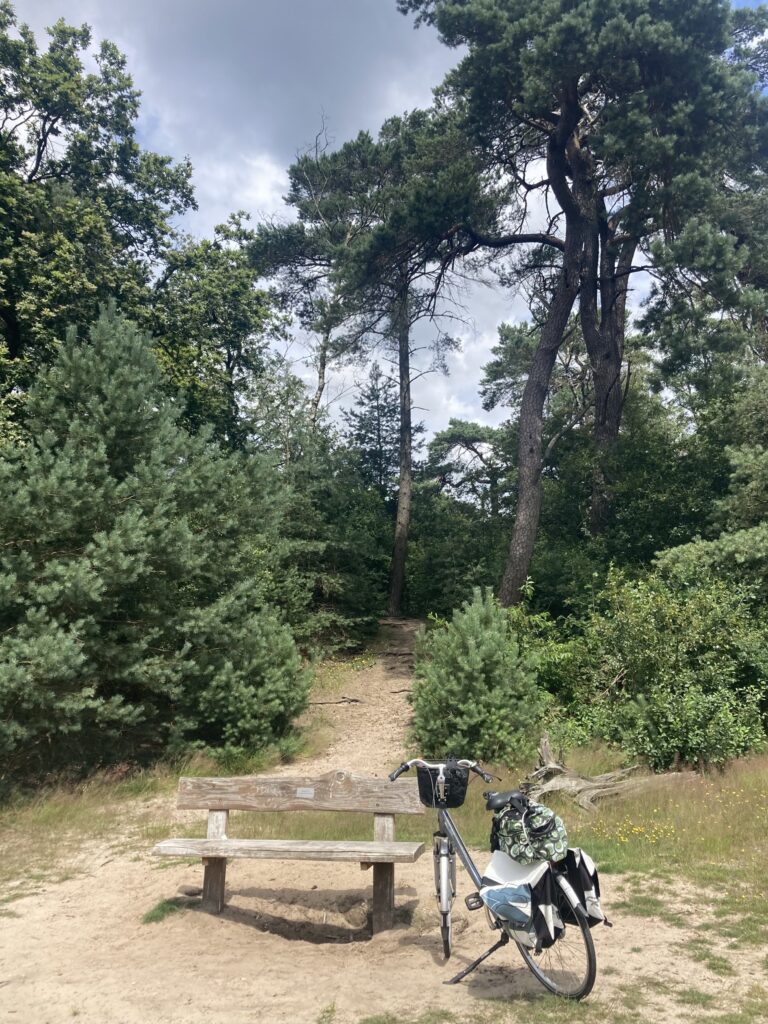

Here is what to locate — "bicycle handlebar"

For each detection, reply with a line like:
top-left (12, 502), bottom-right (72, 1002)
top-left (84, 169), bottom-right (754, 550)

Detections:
top-left (388, 757), bottom-right (493, 785)
top-left (388, 762), bottom-right (410, 782)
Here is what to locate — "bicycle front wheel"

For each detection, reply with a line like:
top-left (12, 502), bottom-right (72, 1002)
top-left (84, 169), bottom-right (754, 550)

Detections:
top-left (440, 911), bottom-right (452, 959)
top-left (516, 876), bottom-right (596, 1000)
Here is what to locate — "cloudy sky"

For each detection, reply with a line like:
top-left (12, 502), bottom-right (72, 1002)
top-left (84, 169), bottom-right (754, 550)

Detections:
top-left (16, 0), bottom-right (759, 434)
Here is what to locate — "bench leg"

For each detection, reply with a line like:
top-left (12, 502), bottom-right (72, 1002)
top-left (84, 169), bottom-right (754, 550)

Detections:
top-left (372, 862), bottom-right (395, 934)
top-left (202, 857), bottom-right (227, 913)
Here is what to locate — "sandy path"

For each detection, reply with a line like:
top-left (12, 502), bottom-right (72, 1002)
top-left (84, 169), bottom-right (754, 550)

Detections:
top-left (0, 619), bottom-right (763, 1024)
top-left (272, 617), bottom-right (419, 778)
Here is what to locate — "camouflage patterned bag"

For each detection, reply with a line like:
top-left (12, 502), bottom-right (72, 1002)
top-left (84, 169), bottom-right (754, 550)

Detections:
top-left (493, 799), bottom-right (568, 865)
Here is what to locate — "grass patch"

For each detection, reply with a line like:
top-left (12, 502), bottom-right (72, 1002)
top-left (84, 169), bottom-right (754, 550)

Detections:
top-left (357, 997), bottom-right (650, 1024)
top-left (563, 743), bottom-right (628, 777)
top-left (617, 984), bottom-right (647, 1010)
top-left (707, 986), bottom-right (768, 1023)
top-left (565, 754), bottom-right (768, 885)
top-left (358, 1014), bottom-right (461, 1024)
top-left (141, 897), bottom-right (190, 924)
top-left (313, 652), bottom-right (375, 695)
top-left (676, 988), bottom-right (717, 1007)
top-left (611, 892), bottom-right (686, 928)
top-left (686, 938), bottom-right (737, 976)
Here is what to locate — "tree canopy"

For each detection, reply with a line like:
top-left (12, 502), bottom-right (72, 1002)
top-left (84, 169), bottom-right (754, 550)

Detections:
top-left (1, 0), bottom-right (767, 781)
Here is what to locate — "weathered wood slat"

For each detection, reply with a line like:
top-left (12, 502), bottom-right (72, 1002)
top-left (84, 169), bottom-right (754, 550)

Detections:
top-left (372, 863), bottom-right (395, 932)
top-left (153, 838), bottom-right (425, 863)
top-left (176, 770), bottom-right (424, 815)
top-left (373, 813), bottom-right (395, 842)
top-left (201, 810), bottom-right (229, 913)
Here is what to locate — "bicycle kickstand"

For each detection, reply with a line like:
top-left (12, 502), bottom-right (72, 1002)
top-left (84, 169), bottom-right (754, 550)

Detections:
top-left (443, 932), bottom-right (510, 985)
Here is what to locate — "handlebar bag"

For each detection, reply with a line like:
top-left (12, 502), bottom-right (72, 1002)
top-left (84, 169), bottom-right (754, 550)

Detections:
top-left (416, 763), bottom-right (469, 808)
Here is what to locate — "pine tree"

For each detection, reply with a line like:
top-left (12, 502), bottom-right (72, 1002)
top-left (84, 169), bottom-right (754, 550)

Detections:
top-left (342, 362), bottom-right (410, 498)
top-left (411, 588), bottom-right (543, 763)
top-left (0, 307), bottom-right (308, 782)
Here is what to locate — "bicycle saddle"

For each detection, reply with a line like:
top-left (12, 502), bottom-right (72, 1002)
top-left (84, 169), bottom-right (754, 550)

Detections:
top-left (484, 789), bottom-right (528, 813)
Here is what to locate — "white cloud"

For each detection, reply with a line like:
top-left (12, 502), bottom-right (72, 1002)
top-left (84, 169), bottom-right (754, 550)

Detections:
top-left (188, 152), bottom-right (290, 236)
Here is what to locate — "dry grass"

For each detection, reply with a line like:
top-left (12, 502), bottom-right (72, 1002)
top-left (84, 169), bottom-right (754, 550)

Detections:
top-left (3, 744), bottom-right (768, 1024)
top-left (0, 650), bottom-right (381, 896)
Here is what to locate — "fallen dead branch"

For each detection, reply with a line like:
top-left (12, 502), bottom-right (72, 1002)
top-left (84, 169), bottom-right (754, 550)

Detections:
top-left (522, 735), bottom-right (695, 812)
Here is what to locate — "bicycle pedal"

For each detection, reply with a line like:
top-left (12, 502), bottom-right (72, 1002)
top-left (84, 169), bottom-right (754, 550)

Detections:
top-left (464, 892), bottom-right (484, 911)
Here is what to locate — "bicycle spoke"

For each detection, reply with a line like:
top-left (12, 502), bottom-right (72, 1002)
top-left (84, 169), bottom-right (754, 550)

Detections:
top-left (516, 885), bottom-right (596, 999)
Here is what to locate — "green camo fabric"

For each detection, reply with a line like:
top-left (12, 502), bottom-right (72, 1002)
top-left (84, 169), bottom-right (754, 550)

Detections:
top-left (495, 801), bottom-right (569, 864)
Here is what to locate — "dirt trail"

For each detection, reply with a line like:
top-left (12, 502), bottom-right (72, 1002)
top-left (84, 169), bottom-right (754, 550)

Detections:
top-left (272, 617), bottom-right (419, 778)
top-left (0, 620), bottom-right (763, 1024)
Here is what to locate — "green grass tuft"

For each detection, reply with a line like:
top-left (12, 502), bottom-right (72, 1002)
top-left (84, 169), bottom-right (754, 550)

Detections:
top-left (676, 988), bottom-right (717, 1007)
top-left (686, 938), bottom-right (736, 977)
top-left (141, 897), bottom-right (190, 924)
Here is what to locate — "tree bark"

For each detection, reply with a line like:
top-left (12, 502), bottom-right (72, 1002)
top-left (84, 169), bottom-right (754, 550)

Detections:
top-left (497, 241), bottom-right (584, 606)
top-left (580, 225), bottom-right (636, 534)
top-left (498, 91), bottom-right (589, 606)
top-left (308, 332), bottom-right (329, 427)
top-left (387, 285), bottom-right (412, 617)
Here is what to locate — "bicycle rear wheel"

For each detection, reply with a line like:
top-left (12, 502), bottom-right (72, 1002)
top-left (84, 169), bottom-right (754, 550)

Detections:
top-left (516, 876), bottom-right (596, 999)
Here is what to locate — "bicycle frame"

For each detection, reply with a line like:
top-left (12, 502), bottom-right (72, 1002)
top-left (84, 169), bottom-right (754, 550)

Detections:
top-left (436, 807), bottom-right (482, 890)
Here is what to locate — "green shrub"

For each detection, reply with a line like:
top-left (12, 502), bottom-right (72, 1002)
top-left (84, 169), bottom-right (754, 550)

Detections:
top-left (573, 567), bottom-right (768, 769)
top-left (0, 309), bottom-right (309, 782)
top-left (178, 585), bottom-right (310, 753)
top-left (410, 588), bottom-right (545, 764)
top-left (617, 684), bottom-right (764, 771)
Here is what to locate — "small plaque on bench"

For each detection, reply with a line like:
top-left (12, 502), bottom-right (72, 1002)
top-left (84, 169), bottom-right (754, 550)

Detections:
top-left (296, 787), bottom-right (315, 799)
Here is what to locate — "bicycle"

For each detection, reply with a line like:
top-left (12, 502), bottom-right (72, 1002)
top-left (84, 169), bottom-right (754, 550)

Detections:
top-left (389, 755), bottom-right (597, 1000)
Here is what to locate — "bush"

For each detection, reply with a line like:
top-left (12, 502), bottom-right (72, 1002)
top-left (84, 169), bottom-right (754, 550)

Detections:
top-left (617, 685), bottom-right (764, 771)
top-left (0, 309), bottom-right (309, 782)
top-left (572, 567), bottom-right (768, 769)
top-left (410, 588), bottom-right (545, 764)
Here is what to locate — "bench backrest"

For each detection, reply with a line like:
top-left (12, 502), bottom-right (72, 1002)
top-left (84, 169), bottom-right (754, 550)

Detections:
top-left (177, 769), bottom-right (424, 816)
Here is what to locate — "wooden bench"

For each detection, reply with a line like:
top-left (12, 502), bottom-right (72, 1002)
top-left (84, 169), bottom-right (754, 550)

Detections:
top-left (152, 769), bottom-right (425, 933)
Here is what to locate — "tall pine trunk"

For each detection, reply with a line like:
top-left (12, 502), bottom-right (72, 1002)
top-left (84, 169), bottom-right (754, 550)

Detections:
top-left (308, 331), bottom-right (329, 427)
top-left (498, 96), bottom-right (590, 606)
top-left (387, 284), bottom-right (412, 616)
top-left (580, 229), bottom-right (636, 534)
top-left (497, 237), bottom-right (583, 606)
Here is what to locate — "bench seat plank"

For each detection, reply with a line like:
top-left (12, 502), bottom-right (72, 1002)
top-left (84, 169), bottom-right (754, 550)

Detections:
top-left (152, 838), bottom-right (425, 863)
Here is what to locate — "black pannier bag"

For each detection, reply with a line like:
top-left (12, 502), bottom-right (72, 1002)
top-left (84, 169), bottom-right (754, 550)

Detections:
top-left (416, 761), bottom-right (469, 808)
top-left (560, 848), bottom-right (606, 927)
